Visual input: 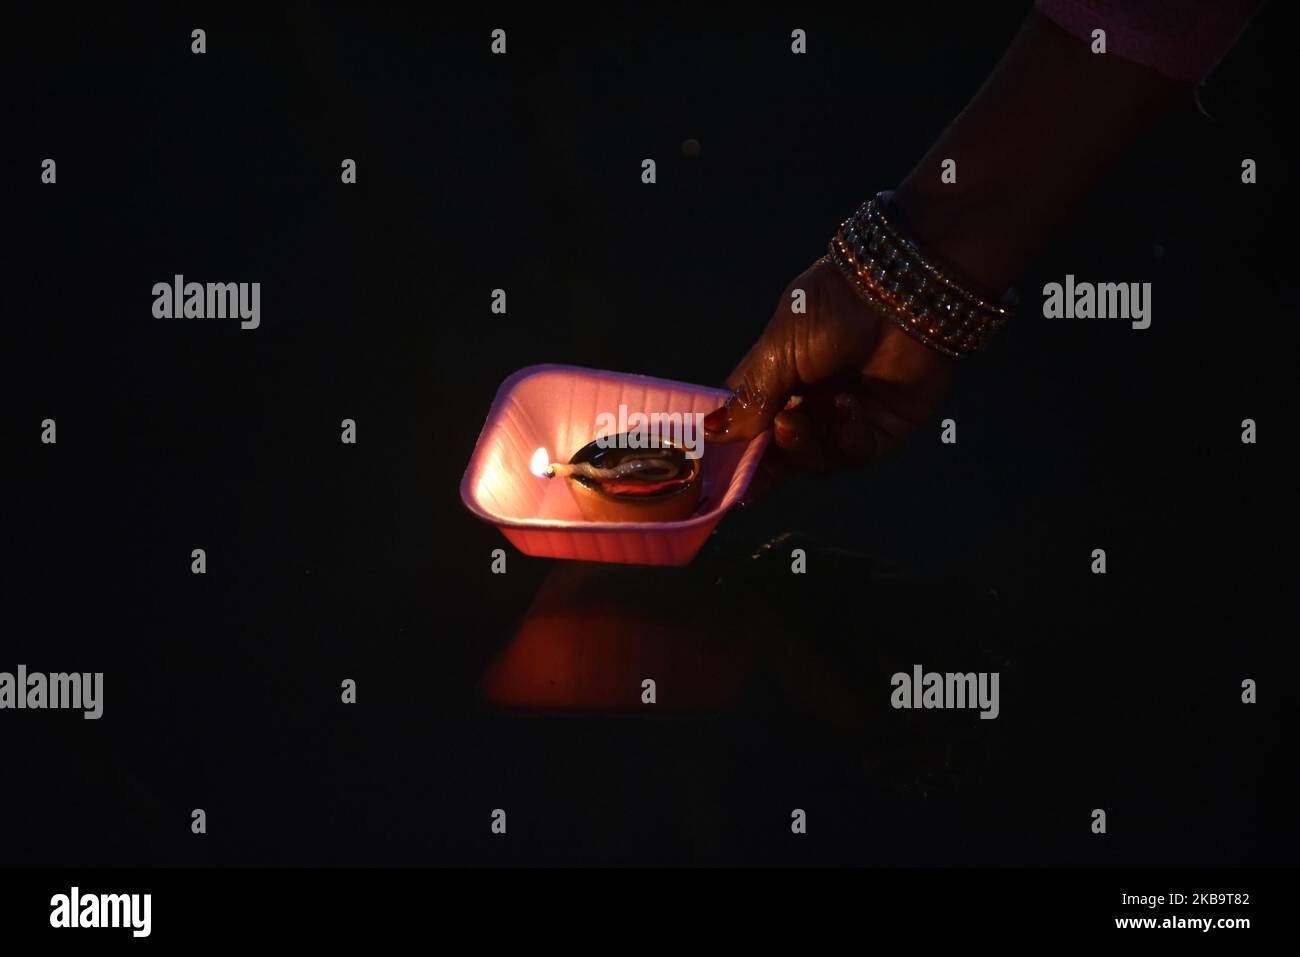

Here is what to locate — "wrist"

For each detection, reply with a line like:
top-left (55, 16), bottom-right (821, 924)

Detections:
top-left (826, 194), bottom-right (1014, 359)
top-left (882, 184), bottom-right (1013, 303)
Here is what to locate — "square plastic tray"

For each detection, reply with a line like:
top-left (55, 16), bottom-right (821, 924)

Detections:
top-left (460, 364), bottom-right (770, 566)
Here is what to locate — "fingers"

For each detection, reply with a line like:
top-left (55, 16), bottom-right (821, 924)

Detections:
top-left (706, 259), bottom-right (882, 444)
top-left (771, 385), bottom-right (890, 471)
top-left (735, 387), bottom-right (883, 507)
top-left (703, 319), bottom-right (803, 442)
top-left (704, 263), bottom-right (827, 443)
top-left (707, 258), bottom-right (946, 502)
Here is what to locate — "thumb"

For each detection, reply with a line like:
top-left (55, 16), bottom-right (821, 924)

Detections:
top-left (705, 257), bottom-right (880, 442)
top-left (702, 322), bottom-right (803, 442)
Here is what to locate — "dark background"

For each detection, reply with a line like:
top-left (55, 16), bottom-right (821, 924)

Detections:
top-left (3, 4), bottom-right (1292, 866)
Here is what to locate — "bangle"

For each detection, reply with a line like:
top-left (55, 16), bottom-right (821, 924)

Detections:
top-left (826, 192), bottom-right (1013, 358)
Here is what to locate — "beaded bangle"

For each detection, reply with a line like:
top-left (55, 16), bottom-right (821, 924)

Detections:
top-left (826, 192), bottom-right (1013, 358)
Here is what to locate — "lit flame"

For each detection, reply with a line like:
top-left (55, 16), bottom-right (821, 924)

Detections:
top-left (530, 447), bottom-right (550, 478)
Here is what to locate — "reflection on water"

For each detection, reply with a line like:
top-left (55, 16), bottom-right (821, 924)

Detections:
top-left (473, 523), bottom-right (1040, 860)
top-left (476, 526), bottom-right (1001, 728)
top-left (477, 558), bottom-right (759, 713)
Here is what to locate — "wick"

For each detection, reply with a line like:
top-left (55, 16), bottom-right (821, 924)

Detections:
top-left (546, 456), bottom-right (677, 482)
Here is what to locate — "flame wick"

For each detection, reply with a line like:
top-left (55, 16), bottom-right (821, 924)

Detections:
top-left (547, 457), bottom-right (676, 482)
top-left (529, 447), bottom-right (551, 478)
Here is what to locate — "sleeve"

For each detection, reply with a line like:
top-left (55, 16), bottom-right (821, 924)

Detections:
top-left (1036, 0), bottom-right (1264, 82)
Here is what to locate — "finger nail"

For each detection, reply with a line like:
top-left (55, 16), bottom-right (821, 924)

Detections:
top-left (773, 420), bottom-right (795, 445)
top-left (703, 405), bottom-right (729, 434)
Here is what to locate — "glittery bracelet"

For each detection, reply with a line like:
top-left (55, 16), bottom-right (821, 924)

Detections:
top-left (826, 192), bottom-right (1013, 358)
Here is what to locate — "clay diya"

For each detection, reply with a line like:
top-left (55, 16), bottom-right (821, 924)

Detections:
top-left (542, 435), bottom-right (702, 523)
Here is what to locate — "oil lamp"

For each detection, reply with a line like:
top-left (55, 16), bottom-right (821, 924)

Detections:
top-left (461, 363), bottom-right (771, 565)
top-left (532, 436), bottom-right (702, 523)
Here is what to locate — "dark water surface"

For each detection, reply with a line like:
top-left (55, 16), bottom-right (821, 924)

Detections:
top-left (4, 6), bottom-right (1291, 866)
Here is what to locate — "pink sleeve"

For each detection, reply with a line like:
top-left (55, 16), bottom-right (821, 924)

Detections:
top-left (1037, 0), bottom-right (1263, 82)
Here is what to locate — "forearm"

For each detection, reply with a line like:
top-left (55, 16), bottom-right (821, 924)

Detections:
top-left (886, 8), bottom-right (1184, 298)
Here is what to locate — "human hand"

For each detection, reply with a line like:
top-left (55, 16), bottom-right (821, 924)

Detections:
top-left (703, 256), bottom-right (956, 476)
